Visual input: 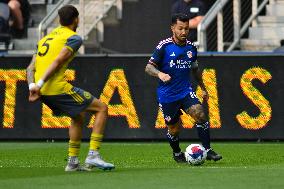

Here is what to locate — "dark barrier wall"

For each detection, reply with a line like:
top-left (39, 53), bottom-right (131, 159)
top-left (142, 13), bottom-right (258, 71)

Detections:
top-left (0, 54), bottom-right (283, 140)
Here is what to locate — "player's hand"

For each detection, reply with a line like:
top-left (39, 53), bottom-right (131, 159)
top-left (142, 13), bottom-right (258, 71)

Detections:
top-left (158, 72), bottom-right (171, 83)
top-left (29, 86), bottom-right (41, 102)
top-left (202, 89), bottom-right (209, 101)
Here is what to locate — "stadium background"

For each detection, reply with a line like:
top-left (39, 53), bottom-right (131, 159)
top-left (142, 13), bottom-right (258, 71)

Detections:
top-left (93, 0), bottom-right (216, 53)
top-left (0, 0), bottom-right (283, 141)
top-left (1, 1), bottom-right (284, 189)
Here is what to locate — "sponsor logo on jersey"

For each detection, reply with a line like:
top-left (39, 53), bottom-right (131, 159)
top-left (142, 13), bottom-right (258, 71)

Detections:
top-left (83, 91), bottom-right (92, 99)
top-left (187, 51), bottom-right (193, 58)
top-left (169, 60), bottom-right (192, 69)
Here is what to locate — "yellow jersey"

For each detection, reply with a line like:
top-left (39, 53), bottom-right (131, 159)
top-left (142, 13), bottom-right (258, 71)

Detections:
top-left (34, 26), bottom-right (82, 95)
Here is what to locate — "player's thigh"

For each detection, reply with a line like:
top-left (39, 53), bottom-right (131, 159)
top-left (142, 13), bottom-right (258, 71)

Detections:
top-left (159, 101), bottom-right (182, 133)
top-left (85, 98), bottom-right (108, 113)
top-left (185, 104), bottom-right (207, 123)
top-left (181, 92), bottom-right (206, 123)
top-left (41, 87), bottom-right (96, 118)
top-left (72, 112), bottom-right (85, 125)
top-left (67, 87), bottom-right (106, 114)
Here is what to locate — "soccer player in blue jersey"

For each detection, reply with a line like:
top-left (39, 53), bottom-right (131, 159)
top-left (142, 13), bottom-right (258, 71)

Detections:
top-left (145, 13), bottom-right (222, 163)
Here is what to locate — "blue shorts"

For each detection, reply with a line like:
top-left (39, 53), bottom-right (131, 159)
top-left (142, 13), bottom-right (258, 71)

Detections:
top-left (41, 87), bottom-right (95, 118)
top-left (159, 92), bottom-right (200, 125)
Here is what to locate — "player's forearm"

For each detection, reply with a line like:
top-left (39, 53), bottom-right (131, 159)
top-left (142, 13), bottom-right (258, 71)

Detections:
top-left (41, 59), bottom-right (64, 82)
top-left (26, 55), bottom-right (36, 85)
top-left (145, 64), bottom-right (160, 78)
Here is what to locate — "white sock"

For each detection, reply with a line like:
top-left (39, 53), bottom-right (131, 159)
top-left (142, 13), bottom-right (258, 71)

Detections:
top-left (174, 152), bottom-right (182, 156)
top-left (68, 156), bottom-right (78, 164)
top-left (88, 150), bottom-right (99, 156)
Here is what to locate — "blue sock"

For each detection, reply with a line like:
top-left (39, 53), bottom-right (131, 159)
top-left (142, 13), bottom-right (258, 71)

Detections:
top-left (196, 121), bottom-right (211, 150)
top-left (166, 132), bottom-right (181, 153)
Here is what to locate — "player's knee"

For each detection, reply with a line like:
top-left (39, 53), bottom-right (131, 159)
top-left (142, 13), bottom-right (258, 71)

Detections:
top-left (195, 111), bottom-right (207, 123)
top-left (95, 102), bottom-right (108, 116)
top-left (168, 125), bottom-right (180, 136)
top-left (102, 104), bottom-right (108, 115)
top-left (88, 99), bottom-right (108, 114)
top-left (99, 102), bottom-right (108, 113)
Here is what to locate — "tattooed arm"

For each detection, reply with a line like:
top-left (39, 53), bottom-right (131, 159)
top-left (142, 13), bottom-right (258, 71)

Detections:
top-left (26, 54), bottom-right (36, 85)
top-left (26, 54), bottom-right (40, 102)
top-left (145, 63), bottom-right (171, 82)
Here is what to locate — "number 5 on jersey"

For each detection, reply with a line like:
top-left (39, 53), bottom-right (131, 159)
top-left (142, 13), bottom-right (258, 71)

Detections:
top-left (38, 38), bottom-right (53, 57)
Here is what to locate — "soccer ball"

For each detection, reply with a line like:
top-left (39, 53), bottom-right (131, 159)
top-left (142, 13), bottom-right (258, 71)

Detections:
top-left (185, 144), bottom-right (207, 165)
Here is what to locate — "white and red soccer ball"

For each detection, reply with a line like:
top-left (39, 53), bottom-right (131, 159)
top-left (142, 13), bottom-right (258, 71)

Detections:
top-left (185, 144), bottom-right (207, 165)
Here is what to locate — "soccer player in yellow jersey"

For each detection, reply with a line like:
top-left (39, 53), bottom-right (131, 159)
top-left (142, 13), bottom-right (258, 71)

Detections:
top-left (26, 5), bottom-right (114, 171)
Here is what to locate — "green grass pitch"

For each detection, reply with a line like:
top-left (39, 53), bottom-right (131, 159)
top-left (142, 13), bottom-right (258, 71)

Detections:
top-left (0, 142), bottom-right (284, 189)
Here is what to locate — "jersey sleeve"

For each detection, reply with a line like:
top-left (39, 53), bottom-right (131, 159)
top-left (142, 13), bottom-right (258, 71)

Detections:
top-left (65, 35), bottom-right (83, 53)
top-left (148, 46), bottom-right (164, 67)
top-left (191, 45), bottom-right (198, 68)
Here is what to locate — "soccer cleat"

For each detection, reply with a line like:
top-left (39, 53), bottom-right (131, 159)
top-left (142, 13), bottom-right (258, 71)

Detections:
top-left (173, 152), bottom-right (187, 163)
top-left (65, 163), bottom-right (91, 172)
top-left (85, 153), bottom-right (115, 171)
top-left (65, 157), bottom-right (91, 172)
top-left (206, 149), bottom-right (222, 161)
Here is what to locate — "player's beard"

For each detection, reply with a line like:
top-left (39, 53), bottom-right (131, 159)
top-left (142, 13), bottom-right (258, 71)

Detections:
top-left (74, 24), bottom-right (78, 32)
top-left (174, 33), bottom-right (187, 45)
top-left (179, 35), bottom-right (187, 43)
top-left (73, 19), bottom-right (79, 32)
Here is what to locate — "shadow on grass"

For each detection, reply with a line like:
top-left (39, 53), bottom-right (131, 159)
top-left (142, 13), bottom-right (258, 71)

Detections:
top-left (0, 165), bottom-right (195, 180)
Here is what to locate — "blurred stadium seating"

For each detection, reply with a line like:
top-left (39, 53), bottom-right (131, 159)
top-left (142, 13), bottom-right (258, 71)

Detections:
top-left (10, 0), bottom-right (129, 54)
top-left (198, 0), bottom-right (284, 52)
top-left (3, 0), bottom-right (284, 54)
top-left (241, 0), bottom-right (284, 51)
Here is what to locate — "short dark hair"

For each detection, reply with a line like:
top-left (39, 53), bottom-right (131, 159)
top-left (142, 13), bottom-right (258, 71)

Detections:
top-left (58, 5), bottom-right (79, 26)
top-left (171, 13), bottom-right (190, 25)
top-left (280, 39), bottom-right (284, 46)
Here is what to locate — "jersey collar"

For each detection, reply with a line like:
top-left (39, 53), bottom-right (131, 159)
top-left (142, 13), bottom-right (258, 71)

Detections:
top-left (172, 37), bottom-right (186, 47)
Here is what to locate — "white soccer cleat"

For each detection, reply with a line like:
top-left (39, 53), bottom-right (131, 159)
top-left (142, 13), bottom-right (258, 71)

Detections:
top-left (85, 153), bottom-right (115, 171)
top-left (65, 157), bottom-right (91, 172)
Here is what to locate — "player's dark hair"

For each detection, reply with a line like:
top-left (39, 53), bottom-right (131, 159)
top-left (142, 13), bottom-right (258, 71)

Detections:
top-left (171, 13), bottom-right (190, 25)
top-left (58, 5), bottom-right (79, 26)
top-left (280, 39), bottom-right (284, 46)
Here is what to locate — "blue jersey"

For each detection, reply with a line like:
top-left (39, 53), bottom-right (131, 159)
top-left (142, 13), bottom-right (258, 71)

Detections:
top-left (149, 37), bottom-right (198, 103)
